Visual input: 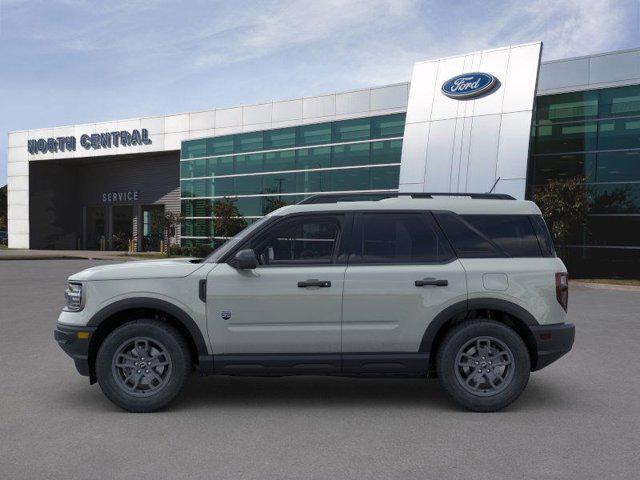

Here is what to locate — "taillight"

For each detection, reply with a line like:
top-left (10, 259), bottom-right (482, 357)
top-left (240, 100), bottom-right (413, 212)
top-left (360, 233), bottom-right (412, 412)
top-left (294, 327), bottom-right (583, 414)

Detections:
top-left (555, 272), bottom-right (568, 311)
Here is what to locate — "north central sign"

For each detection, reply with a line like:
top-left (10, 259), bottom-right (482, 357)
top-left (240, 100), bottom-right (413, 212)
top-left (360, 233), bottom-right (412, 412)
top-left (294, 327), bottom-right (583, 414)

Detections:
top-left (27, 128), bottom-right (152, 155)
top-left (441, 72), bottom-right (497, 99)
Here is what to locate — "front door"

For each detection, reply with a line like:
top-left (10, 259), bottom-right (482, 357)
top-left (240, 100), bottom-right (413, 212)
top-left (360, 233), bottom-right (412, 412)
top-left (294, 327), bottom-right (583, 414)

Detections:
top-left (341, 212), bottom-right (467, 355)
top-left (206, 214), bottom-right (347, 358)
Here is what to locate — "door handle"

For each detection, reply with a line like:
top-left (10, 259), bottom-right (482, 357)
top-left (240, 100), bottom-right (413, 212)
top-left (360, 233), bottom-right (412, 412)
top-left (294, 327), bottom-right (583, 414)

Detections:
top-left (297, 279), bottom-right (331, 288)
top-left (199, 279), bottom-right (207, 302)
top-left (415, 278), bottom-right (448, 287)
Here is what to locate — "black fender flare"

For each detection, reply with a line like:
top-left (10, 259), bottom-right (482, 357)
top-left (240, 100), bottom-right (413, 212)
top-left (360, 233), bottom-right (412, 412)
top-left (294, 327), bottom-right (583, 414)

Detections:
top-left (419, 298), bottom-right (539, 353)
top-left (86, 297), bottom-right (209, 357)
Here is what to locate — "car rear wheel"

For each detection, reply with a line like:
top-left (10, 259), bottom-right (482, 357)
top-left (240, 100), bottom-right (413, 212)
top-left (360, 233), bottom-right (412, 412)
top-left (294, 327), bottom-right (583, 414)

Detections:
top-left (96, 320), bottom-right (192, 412)
top-left (436, 319), bottom-right (530, 412)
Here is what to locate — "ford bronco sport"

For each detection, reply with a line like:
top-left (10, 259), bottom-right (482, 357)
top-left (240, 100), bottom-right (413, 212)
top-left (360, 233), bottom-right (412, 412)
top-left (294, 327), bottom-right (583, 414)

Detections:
top-left (54, 192), bottom-right (575, 412)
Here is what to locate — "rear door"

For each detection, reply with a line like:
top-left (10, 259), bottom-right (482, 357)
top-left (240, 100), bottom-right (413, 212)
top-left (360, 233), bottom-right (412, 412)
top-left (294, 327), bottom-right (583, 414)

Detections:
top-left (341, 212), bottom-right (467, 356)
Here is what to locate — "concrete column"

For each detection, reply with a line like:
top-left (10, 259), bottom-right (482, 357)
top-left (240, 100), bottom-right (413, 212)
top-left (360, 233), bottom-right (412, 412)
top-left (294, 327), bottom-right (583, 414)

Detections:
top-left (81, 206), bottom-right (87, 250)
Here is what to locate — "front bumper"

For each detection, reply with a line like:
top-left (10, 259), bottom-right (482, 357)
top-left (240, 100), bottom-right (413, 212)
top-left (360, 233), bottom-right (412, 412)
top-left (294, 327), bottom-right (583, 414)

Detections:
top-left (530, 322), bottom-right (575, 371)
top-left (54, 324), bottom-right (96, 377)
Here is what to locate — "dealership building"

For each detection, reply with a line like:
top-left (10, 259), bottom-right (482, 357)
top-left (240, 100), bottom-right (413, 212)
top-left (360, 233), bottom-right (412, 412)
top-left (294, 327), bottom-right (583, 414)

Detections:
top-left (6, 43), bottom-right (640, 276)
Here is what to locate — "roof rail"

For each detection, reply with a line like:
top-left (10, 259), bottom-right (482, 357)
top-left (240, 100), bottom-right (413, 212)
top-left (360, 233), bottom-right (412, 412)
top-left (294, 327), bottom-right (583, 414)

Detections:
top-left (398, 192), bottom-right (515, 200)
top-left (298, 191), bottom-right (514, 204)
top-left (297, 192), bottom-right (398, 204)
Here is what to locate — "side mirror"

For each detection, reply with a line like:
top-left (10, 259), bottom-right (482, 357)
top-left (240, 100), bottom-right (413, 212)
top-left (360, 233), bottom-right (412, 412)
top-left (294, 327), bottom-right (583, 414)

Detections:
top-left (233, 249), bottom-right (258, 270)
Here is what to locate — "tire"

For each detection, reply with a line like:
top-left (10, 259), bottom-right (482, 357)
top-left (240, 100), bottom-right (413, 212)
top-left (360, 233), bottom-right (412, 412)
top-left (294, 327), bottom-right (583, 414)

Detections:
top-left (436, 319), bottom-right (530, 412)
top-left (96, 320), bottom-right (192, 412)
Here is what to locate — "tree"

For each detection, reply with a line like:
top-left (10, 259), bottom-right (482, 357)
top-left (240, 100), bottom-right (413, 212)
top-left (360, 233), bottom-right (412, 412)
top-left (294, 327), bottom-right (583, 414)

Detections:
top-left (261, 187), bottom-right (289, 214)
top-left (263, 196), bottom-right (288, 214)
top-left (590, 185), bottom-right (635, 214)
top-left (213, 197), bottom-right (247, 244)
top-left (533, 177), bottom-right (589, 259)
top-left (151, 210), bottom-right (183, 256)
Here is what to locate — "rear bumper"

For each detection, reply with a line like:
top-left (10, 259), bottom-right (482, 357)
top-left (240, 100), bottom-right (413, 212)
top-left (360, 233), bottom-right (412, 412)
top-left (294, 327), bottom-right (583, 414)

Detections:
top-left (54, 324), bottom-right (96, 377)
top-left (530, 322), bottom-right (575, 371)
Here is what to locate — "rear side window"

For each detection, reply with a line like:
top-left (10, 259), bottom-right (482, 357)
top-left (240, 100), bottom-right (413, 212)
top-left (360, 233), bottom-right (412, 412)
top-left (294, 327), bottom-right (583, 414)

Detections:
top-left (530, 215), bottom-right (557, 257)
top-left (462, 215), bottom-right (542, 257)
top-left (353, 213), bottom-right (454, 264)
top-left (434, 213), bottom-right (501, 258)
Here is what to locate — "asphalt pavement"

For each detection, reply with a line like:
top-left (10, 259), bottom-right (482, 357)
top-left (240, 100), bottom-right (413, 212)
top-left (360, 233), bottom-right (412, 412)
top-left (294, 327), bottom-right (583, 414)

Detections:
top-left (1, 259), bottom-right (639, 480)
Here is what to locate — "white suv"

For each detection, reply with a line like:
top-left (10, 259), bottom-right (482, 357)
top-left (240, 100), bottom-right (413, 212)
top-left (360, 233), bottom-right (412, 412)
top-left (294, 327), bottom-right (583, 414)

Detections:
top-left (55, 193), bottom-right (574, 412)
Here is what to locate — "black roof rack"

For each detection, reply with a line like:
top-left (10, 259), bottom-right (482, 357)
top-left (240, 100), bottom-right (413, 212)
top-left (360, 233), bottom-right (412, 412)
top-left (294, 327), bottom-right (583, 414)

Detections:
top-left (297, 192), bottom-right (398, 204)
top-left (297, 191), bottom-right (514, 204)
top-left (397, 192), bottom-right (515, 200)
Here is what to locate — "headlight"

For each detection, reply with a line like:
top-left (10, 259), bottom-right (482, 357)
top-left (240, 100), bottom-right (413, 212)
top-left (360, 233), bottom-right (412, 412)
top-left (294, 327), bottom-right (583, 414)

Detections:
top-left (64, 282), bottom-right (84, 311)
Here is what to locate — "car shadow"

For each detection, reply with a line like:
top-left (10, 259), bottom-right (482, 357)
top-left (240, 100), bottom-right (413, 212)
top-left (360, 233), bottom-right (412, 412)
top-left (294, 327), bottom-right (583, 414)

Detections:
top-left (179, 375), bottom-right (451, 410)
top-left (176, 374), bottom-right (574, 413)
top-left (53, 373), bottom-right (575, 414)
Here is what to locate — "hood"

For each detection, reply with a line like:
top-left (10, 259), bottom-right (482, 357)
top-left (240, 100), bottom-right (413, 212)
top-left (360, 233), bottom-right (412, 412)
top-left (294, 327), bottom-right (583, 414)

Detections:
top-left (69, 258), bottom-right (204, 281)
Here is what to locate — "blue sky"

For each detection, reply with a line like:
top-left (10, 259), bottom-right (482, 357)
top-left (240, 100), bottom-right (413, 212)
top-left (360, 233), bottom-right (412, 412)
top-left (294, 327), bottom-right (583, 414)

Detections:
top-left (2, 0), bottom-right (639, 186)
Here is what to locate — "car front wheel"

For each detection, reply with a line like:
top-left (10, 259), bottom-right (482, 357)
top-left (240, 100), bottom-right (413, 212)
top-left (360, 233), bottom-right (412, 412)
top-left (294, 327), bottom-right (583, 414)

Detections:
top-left (96, 320), bottom-right (192, 412)
top-left (436, 319), bottom-right (530, 412)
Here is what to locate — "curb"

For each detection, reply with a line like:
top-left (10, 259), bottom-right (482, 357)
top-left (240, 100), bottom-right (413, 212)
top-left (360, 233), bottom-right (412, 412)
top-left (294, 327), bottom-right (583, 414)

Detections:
top-left (0, 255), bottom-right (133, 261)
top-left (571, 280), bottom-right (640, 292)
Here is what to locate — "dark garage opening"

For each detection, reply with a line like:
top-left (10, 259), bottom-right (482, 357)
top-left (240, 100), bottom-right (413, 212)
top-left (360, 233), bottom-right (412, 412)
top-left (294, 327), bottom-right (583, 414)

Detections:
top-left (29, 152), bottom-right (180, 250)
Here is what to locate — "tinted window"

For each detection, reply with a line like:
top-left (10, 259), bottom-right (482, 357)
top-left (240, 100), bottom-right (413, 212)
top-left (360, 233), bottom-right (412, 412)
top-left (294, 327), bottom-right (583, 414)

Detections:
top-left (530, 215), bottom-right (556, 257)
top-left (434, 213), bottom-right (500, 258)
top-left (462, 215), bottom-right (542, 257)
top-left (355, 213), bottom-right (453, 264)
top-left (252, 216), bottom-right (341, 265)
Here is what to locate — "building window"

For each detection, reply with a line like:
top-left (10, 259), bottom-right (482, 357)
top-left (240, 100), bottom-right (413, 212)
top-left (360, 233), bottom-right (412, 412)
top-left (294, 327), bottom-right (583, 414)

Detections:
top-left (332, 118), bottom-right (370, 142)
top-left (529, 85), bottom-right (640, 277)
top-left (180, 113), bottom-right (406, 246)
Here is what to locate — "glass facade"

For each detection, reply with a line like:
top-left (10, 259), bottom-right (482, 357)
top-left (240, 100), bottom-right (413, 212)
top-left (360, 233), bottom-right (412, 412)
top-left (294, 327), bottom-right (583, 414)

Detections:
top-left (180, 113), bottom-right (405, 246)
top-left (528, 84), bottom-right (640, 277)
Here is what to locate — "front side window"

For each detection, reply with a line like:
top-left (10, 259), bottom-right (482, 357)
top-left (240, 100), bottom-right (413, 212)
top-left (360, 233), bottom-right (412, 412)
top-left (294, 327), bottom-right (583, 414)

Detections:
top-left (251, 216), bottom-right (342, 265)
top-left (354, 213), bottom-right (453, 264)
top-left (205, 216), bottom-right (272, 263)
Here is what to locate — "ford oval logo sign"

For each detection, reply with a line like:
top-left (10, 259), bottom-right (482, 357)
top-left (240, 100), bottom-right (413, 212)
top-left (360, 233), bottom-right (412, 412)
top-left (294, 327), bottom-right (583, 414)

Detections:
top-left (441, 72), bottom-right (497, 99)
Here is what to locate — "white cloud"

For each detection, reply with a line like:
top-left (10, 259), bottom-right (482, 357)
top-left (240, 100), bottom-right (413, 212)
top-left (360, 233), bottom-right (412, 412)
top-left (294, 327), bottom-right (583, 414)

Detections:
top-left (337, 0), bottom-right (635, 85)
top-left (190, 0), bottom-right (420, 70)
top-left (4, 0), bottom-right (634, 85)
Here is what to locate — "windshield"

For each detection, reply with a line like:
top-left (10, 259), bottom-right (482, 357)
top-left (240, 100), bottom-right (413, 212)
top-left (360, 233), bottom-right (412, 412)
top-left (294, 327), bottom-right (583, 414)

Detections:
top-left (203, 216), bottom-right (272, 263)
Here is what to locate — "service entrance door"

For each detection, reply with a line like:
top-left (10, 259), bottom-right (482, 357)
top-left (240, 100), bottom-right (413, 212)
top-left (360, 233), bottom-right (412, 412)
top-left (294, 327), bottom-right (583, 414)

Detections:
top-left (85, 206), bottom-right (106, 250)
top-left (140, 205), bottom-right (164, 252)
top-left (111, 205), bottom-right (134, 251)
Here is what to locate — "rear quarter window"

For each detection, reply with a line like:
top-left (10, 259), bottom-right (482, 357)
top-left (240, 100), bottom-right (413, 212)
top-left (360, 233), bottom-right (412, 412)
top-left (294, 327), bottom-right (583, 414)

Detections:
top-left (435, 213), bottom-right (546, 258)
top-left (461, 215), bottom-right (542, 257)
top-left (530, 215), bottom-right (557, 257)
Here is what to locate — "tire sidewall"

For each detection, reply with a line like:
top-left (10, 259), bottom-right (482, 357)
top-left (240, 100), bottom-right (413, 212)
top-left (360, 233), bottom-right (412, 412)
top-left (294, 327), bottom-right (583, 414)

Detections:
top-left (96, 320), bottom-right (191, 412)
top-left (437, 320), bottom-right (531, 412)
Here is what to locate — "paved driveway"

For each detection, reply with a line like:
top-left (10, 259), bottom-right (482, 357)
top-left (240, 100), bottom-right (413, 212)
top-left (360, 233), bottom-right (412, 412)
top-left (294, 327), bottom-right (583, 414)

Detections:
top-left (1, 260), bottom-right (639, 479)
